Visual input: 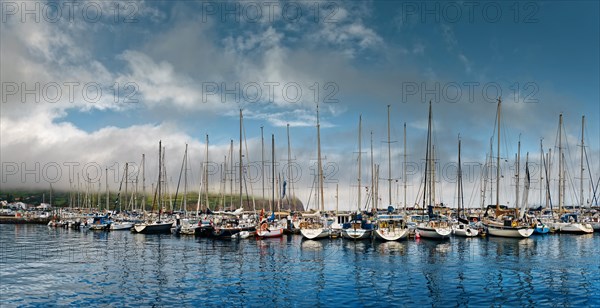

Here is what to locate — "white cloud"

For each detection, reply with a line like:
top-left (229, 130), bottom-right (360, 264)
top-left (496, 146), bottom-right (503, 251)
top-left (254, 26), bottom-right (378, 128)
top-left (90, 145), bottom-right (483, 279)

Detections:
top-left (116, 50), bottom-right (221, 111)
top-left (2, 1), bottom-right (597, 210)
top-left (313, 21), bottom-right (383, 58)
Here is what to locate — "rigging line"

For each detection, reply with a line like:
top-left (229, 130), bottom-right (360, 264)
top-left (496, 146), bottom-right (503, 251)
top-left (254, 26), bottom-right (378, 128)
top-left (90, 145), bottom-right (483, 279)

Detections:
top-left (241, 115), bottom-right (256, 212)
top-left (591, 177), bottom-right (600, 206)
top-left (305, 174), bottom-right (315, 211)
top-left (584, 147), bottom-right (599, 205)
top-left (563, 160), bottom-right (577, 207)
top-left (561, 121), bottom-right (577, 175)
top-left (173, 144), bottom-right (186, 211)
top-left (467, 163), bottom-right (482, 208)
top-left (541, 147), bottom-right (553, 211)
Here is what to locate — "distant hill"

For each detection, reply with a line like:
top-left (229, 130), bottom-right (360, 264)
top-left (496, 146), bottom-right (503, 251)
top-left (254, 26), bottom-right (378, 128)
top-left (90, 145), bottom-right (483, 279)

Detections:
top-left (0, 190), bottom-right (304, 212)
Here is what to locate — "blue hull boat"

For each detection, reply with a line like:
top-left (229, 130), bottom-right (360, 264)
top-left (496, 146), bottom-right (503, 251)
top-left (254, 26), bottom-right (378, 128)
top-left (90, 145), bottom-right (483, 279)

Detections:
top-left (534, 223), bottom-right (550, 234)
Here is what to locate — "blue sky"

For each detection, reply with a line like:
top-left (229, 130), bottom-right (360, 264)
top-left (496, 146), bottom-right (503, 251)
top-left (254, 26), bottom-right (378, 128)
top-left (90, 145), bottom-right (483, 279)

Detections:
top-left (1, 0), bottom-right (599, 209)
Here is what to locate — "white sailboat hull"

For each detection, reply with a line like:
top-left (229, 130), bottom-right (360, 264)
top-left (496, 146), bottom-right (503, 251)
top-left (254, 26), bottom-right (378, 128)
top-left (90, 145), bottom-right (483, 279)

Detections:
top-left (486, 224), bottom-right (534, 238)
top-left (342, 228), bottom-right (372, 240)
top-left (417, 226), bottom-right (451, 239)
top-left (374, 228), bottom-right (409, 241)
top-left (452, 224), bottom-right (479, 237)
top-left (558, 223), bottom-right (593, 234)
top-left (300, 227), bottom-right (331, 240)
top-left (256, 227), bottom-right (284, 238)
top-left (110, 222), bottom-right (134, 231)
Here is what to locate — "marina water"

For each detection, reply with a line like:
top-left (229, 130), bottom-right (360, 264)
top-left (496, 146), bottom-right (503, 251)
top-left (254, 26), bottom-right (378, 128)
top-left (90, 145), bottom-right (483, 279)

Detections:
top-left (1, 225), bottom-right (598, 307)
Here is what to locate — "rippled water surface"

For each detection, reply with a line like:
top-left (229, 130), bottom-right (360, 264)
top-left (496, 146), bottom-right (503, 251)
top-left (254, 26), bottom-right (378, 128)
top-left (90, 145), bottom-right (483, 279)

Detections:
top-left (1, 225), bottom-right (599, 307)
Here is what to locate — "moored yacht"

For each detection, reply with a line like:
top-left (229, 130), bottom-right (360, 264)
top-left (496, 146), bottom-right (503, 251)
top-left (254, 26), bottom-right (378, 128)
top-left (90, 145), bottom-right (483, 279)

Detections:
top-left (552, 214), bottom-right (593, 234)
top-left (341, 213), bottom-right (374, 240)
top-left (452, 222), bottom-right (479, 237)
top-left (484, 217), bottom-right (534, 238)
top-left (374, 213), bottom-right (408, 241)
top-left (133, 220), bottom-right (172, 234)
top-left (300, 212), bottom-right (331, 240)
top-left (417, 219), bottom-right (452, 239)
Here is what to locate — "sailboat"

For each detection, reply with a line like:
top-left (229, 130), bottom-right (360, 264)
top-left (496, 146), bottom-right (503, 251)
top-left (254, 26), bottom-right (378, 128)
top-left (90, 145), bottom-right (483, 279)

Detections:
top-left (212, 110), bottom-right (256, 239)
top-left (133, 141), bottom-right (173, 234)
top-left (171, 144), bottom-right (199, 235)
top-left (256, 134), bottom-right (284, 238)
top-left (452, 136), bottom-right (479, 237)
top-left (416, 101), bottom-right (452, 239)
top-left (533, 139), bottom-right (550, 234)
top-left (578, 116), bottom-right (600, 232)
top-left (300, 105), bottom-right (332, 240)
top-left (548, 114), bottom-right (593, 234)
top-left (482, 98), bottom-right (534, 238)
top-left (374, 105), bottom-right (409, 241)
top-left (195, 135), bottom-right (216, 237)
top-left (111, 162), bottom-right (135, 231)
top-left (342, 115), bottom-right (375, 240)
top-left (256, 211), bottom-right (284, 238)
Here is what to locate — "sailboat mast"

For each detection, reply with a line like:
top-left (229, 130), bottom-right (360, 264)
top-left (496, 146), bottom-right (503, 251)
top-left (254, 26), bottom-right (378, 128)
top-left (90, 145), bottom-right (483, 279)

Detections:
top-left (488, 138), bottom-right (493, 208)
top-left (358, 115), bottom-right (362, 211)
top-left (561, 152), bottom-right (566, 211)
top-left (458, 136), bottom-right (463, 217)
top-left (229, 140), bottom-right (234, 209)
top-left (516, 138), bottom-right (521, 209)
top-left (432, 145), bottom-right (436, 207)
top-left (133, 171), bottom-right (138, 211)
top-left (141, 154), bottom-right (146, 212)
top-left (335, 183), bottom-right (339, 217)
top-left (374, 164), bottom-right (379, 209)
top-left (540, 139), bottom-right (543, 207)
top-left (519, 152), bottom-right (531, 220)
top-left (77, 174), bottom-right (81, 208)
top-left (315, 105), bottom-right (324, 212)
top-left (261, 125), bottom-right (265, 202)
top-left (547, 149), bottom-right (552, 209)
top-left (387, 105), bottom-right (392, 206)
top-left (124, 162), bottom-right (128, 212)
top-left (161, 147), bottom-right (167, 212)
top-left (239, 109), bottom-right (243, 209)
top-left (183, 144), bottom-right (188, 212)
top-left (105, 167), bottom-right (109, 210)
top-left (496, 98), bottom-right (501, 210)
top-left (287, 123), bottom-right (293, 210)
top-left (423, 102), bottom-right (431, 213)
top-left (271, 134), bottom-right (275, 213)
top-left (157, 141), bottom-right (162, 220)
top-left (205, 135), bottom-right (209, 211)
top-left (221, 154), bottom-right (227, 209)
top-left (370, 131), bottom-right (374, 209)
top-left (428, 102), bottom-right (434, 208)
top-left (558, 113), bottom-right (563, 214)
top-left (580, 115), bottom-right (585, 207)
top-left (403, 122), bottom-right (407, 210)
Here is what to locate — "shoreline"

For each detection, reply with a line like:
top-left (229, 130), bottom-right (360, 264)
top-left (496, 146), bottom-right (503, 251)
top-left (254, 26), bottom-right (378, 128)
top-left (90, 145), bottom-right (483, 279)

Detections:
top-left (0, 216), bottom-right (51, 224)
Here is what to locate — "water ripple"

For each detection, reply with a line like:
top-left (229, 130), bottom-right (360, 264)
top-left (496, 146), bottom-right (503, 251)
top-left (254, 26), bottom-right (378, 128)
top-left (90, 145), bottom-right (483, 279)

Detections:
top-left (1, 225), bottom-right (599, 306)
